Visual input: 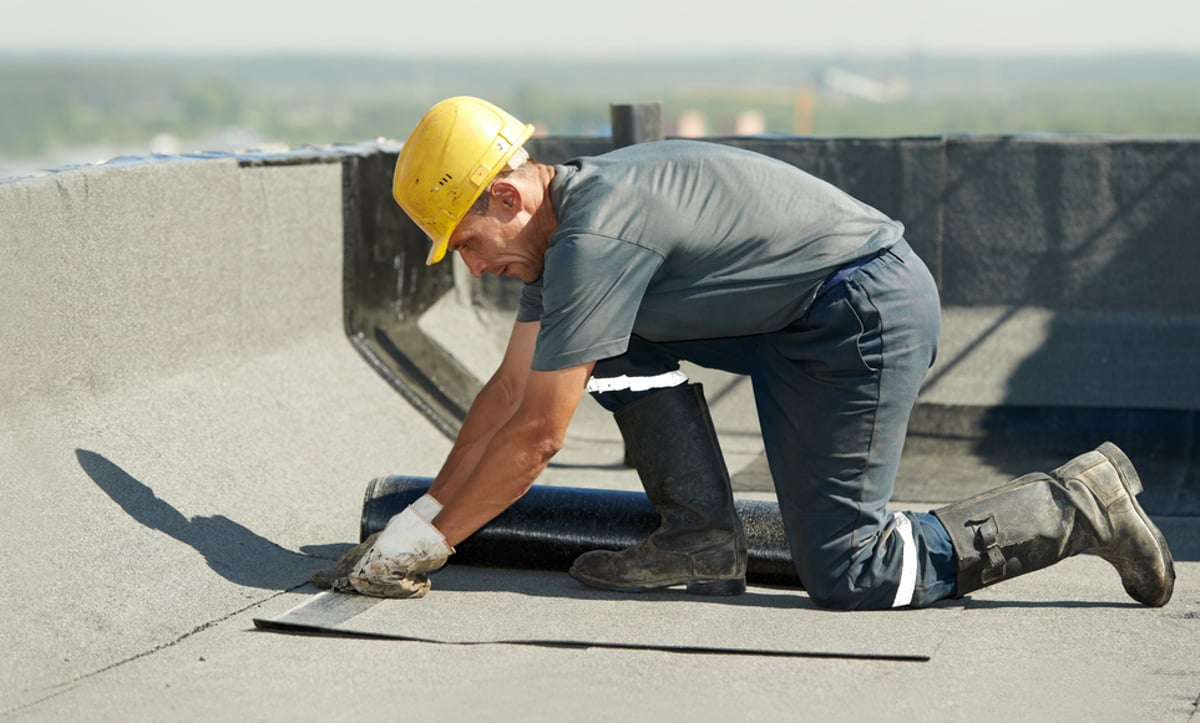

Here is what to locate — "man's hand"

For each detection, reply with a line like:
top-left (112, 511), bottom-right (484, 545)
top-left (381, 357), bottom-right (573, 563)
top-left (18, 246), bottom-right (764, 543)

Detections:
top-left (310, 532), bottom-right (381, 593)
top-left (349, 505), bottom-right (455, 598)
top-left (310, 494), bottom-right (445, 594)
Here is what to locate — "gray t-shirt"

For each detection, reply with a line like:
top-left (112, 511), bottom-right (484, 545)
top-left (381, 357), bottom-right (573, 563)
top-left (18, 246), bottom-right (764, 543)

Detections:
top-left (517, 139), bottom-right (903, 371)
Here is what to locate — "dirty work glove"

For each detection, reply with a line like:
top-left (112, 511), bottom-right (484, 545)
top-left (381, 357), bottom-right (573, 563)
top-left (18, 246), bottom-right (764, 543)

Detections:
top-left (311, 494), bottom-right (444, 593)
top-left (311, 532), bottom-right (381, 593)
top-left (349, 504), bottom-right (454, 598)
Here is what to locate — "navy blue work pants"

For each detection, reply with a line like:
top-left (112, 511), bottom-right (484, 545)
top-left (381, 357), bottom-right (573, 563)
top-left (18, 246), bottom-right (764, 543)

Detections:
top-left (588, 240), bottom-right (958, 609)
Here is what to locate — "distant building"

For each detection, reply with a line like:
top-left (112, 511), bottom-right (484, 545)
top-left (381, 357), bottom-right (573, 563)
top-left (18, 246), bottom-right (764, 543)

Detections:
top-left (676, 110), bottom-right (708, 138)
top-left (820, 67), bottom-right (910, 103)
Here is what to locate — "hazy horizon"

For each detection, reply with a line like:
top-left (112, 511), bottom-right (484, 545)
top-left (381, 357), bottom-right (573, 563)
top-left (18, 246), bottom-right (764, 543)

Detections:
top-left (5, 1), bottom-right (1198, 181)
top-left (5, 0), bottom-right (1199, 58)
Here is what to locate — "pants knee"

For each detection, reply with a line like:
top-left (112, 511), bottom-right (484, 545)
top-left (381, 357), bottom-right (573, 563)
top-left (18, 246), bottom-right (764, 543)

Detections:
top-left (801, 574), bottom-right (867, 611)
top-left (791, 545), bottom-right (894, 611)
top-left (791, 550), bottom-right (865, 610)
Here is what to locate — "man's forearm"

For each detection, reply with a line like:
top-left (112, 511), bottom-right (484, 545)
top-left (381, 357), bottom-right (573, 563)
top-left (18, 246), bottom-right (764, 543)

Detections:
top-left (433, 363), bottom-right (593, 546)
top-left (432, 409), bottom-right (561, 546)
top-left (428, 375), bottom-right (522, 504)
top-left (427, 359), bottom-right (592, 548)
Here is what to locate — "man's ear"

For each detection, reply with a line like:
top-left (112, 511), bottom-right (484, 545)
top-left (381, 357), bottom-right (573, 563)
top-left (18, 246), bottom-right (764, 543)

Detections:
top-left (490, 179), bottom-right (521, 215)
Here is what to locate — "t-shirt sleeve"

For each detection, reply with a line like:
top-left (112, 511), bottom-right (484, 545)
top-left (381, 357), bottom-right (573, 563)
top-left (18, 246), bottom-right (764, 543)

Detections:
top-left (516, 278), bottom-right (543, 323)
top-left (531, 234), bottom-right (663, 371)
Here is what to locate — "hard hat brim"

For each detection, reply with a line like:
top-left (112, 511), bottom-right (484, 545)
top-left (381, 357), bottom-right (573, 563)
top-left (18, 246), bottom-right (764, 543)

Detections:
top-left (425, 234), bottom-right (450, 266)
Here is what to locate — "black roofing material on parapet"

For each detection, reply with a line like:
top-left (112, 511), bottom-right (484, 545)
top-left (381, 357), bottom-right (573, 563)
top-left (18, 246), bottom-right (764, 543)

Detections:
top-left (341, 134), bottom-right (1200, 505)
top-left (340, 147), bottom-right (477, 439)
top-left (715, 135), bottom-right (1200, 313)
top-left (356, 132), bottom-right (1200, 347)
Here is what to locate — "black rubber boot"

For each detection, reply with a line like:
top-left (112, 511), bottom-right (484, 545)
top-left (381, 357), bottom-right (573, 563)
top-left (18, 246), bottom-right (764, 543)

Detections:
top-left (569, 383), bottom-right (748, 596)
top-left (932, 442), bottom-right (1174, 607)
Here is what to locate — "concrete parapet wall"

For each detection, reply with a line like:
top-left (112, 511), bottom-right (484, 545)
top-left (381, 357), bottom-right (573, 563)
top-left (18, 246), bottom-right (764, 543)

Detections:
top-left (3, 134), bottom-right (1196, 506)
top-left (0, 150), bottom-right (448, 709)
top-left (17, 137), bottom-right (1198, 422)
top-left (2, 157), bottom-right (345, 408)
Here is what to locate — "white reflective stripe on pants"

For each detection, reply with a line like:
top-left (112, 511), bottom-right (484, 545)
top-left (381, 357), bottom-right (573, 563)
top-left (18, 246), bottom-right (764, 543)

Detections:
top-left (585, 370), bottom-right (688, 395)
top-left (891, 512), bottom-right (918, 608)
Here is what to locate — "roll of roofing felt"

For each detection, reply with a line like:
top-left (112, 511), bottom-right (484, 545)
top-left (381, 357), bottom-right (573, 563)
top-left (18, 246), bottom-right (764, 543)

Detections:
top-left (360, 475), bottom-right (801, 588)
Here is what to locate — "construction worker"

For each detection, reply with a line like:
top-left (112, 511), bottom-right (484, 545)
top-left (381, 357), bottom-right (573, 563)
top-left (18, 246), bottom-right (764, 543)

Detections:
top-left (343, 96), bottom-right (1174, 610)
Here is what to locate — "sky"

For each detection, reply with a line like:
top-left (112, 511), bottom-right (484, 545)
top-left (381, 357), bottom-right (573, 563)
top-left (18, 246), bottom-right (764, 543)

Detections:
top-left (3, 0), bottom-right (1199, 57)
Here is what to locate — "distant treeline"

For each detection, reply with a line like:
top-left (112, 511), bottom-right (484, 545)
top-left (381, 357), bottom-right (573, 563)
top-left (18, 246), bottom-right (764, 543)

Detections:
top-left (2, 53), bottom-right (1199, 162)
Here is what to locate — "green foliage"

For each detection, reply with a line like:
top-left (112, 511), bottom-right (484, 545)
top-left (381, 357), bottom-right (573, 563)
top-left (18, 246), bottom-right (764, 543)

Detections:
top-left (1, 53), bottom-right (1198, 167)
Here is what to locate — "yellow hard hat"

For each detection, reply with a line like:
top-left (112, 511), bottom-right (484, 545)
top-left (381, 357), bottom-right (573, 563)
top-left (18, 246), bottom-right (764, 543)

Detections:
top-left (392, 96), bottom-right (535, 265)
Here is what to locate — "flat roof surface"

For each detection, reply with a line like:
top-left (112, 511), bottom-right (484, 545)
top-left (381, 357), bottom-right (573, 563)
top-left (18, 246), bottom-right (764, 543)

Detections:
top-left (3, 157), bottom-right (1196, 723)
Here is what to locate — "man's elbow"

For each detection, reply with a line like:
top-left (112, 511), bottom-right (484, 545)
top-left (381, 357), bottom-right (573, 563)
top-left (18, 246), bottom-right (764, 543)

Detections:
top-left (511, 415), bottom-right (566, 466)
top-left (481, 372), bottom-right (525, 415)
top-left (528, 424), bottom-right (566, 464)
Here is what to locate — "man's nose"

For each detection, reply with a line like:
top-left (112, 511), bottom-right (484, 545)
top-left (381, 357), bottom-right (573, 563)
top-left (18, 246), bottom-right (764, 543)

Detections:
top-left (460, 250), bottom-right (486, 279)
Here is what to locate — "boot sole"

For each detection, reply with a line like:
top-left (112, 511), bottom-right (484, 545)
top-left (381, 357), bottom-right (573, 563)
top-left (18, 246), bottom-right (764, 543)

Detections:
top-left (1096, 442), bottom-right (1176, 607)
top-left (568, 566), bottom-right (747, 596)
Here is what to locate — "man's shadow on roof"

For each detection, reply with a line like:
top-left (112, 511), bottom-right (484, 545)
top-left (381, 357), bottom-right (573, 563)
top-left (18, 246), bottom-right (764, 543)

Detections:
top-left (77, 448), bottom-right (348, 590)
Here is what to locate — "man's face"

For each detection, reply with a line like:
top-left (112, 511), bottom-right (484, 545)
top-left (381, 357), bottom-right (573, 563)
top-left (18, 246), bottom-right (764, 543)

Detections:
top-left (447, 189), bottom-right (544, 284)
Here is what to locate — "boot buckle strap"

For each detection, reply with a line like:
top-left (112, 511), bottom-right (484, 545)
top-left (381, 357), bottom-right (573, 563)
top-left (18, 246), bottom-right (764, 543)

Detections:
top-left (971, 515), bottom-right (1007, 584)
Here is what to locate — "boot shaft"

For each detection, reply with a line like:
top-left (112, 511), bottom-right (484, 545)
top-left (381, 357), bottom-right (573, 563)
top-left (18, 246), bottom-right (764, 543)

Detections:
top-left (615, 383), bottom-right (742, 540)
top-left (933, 442), bottom-right (1174, 606)
top-left (933, 473), bottom-right (1084, 590)
top-left (567, 382), bottom-right (748, 594)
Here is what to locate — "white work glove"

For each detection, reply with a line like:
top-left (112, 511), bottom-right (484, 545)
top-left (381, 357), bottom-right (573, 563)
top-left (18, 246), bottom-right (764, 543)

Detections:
top-left (311, 494), bottom-right (445, 594)
top-left (349, 500), bottom-right (454, 598)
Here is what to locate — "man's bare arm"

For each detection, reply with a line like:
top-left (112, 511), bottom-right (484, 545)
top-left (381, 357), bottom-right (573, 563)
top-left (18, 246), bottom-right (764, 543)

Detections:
top-left (427, 320), bottom-right (540, 505)
top-left (432, 359), bottom-right (595, 547)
